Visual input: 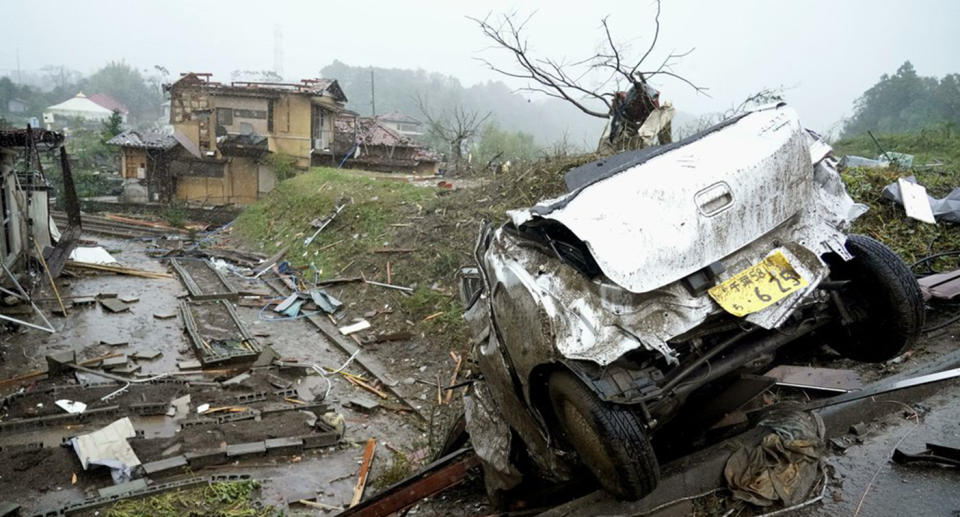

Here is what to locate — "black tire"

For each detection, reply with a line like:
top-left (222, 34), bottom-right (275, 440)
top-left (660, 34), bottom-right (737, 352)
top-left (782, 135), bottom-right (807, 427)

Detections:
top-left (547, 370), bottom-right (659, 500)
top-left (825, 234), bottom-right (925, 362)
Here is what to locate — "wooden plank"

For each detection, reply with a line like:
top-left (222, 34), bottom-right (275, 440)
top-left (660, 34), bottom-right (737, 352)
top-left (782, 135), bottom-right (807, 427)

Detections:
top-left (351, 438), bottom-right (377, 507)
top-left (336, 449), bottom-right (479, 517)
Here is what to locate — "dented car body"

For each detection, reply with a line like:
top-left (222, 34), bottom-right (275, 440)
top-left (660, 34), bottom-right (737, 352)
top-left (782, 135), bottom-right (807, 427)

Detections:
top-left (460, 105), bottom-right (924, 500)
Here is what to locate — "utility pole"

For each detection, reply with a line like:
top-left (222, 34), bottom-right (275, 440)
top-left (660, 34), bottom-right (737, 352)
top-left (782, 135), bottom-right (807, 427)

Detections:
top-left (370, 68), bottom-right (376, 117)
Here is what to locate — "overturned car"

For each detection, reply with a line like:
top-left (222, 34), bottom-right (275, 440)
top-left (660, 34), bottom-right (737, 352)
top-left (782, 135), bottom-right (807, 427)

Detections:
top-left (458, 105), bottom-right (924, 501)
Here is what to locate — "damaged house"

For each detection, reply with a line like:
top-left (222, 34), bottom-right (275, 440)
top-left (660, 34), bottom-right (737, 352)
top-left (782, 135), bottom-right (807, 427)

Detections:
top-left (107, 129), bottom-right (178, 203)
top-left (156, 72), bottom-right (348, 205)
top-left (331, 114), bottom-right (439, 175)
top-left (0, 127), bottom-right (80, 332)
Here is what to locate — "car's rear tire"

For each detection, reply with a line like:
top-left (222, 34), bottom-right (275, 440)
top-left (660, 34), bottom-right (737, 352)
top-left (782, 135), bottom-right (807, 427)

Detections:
top-left (824, 234), bottom-right (925, 362)
top-left (547, 370), bottom-right (659, 500)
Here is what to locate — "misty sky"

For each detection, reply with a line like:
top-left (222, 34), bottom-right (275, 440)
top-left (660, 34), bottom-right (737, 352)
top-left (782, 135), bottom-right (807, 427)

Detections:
top-left (3, 0), bottom-right (958, 135)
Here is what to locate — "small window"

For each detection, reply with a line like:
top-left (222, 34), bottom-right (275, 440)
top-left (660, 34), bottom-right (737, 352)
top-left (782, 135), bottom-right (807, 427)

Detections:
top-left (217, 108), bottom-right (233, 125)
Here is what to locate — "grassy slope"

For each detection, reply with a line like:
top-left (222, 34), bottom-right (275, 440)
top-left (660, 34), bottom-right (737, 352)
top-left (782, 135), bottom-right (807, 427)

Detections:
top-left (230, 161), bottom-right (580, 354)
top-left (833, 127), bottom-right (960, 264)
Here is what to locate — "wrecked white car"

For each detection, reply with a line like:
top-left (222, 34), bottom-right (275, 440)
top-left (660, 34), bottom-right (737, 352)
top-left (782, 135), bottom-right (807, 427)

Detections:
top-left (458, 105), bottom-right (925, 501)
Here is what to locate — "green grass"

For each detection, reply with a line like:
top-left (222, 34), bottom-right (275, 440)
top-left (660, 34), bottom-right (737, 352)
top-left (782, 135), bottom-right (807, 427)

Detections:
top-left (833, 126), bottom-right (960, 265)
top-left (105, 481), bottom-right (274, 517)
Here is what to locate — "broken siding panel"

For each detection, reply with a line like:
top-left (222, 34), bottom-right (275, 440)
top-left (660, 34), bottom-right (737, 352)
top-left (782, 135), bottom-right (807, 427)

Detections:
top-left (269, 94), bottom-right (313, 166)
top-left (226, 157), bottom-right (259, 205)
top-left (122, 149), bottom-right (147, 179)
top-left (177, 176), bottom-right (226, 204)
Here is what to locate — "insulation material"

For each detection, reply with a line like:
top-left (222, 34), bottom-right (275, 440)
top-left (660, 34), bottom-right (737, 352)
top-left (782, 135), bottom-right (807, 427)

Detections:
top-left (69, 246), bottom-right (117, 264)
top-left (71, 417), bottom-right (141, 483)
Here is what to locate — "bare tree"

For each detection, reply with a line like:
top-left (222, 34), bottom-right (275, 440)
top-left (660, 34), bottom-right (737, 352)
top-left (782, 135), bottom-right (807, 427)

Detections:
top-left (415, 94), bottom-right (491, 169)
top-left (468, 1), bottom-right (706, 120)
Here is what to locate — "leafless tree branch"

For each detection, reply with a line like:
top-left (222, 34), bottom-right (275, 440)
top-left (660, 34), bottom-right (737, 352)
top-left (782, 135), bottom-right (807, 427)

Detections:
top-left (470, 0), bottom-right (707, 121)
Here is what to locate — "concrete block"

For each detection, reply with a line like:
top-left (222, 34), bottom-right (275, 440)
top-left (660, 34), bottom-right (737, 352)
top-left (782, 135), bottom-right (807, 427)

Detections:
top-left (300, 431), bottom-right (339, 450)
top-left (226, 441), bottom-right (266, 457)
top-left (185, 449), bottom-right (228, 468)
top-left (142, 455), bottom-right (187, 476)
top-left (265, 437), bottom-right (303, 456)
top-left (98, 478), bottom-right (148, 499)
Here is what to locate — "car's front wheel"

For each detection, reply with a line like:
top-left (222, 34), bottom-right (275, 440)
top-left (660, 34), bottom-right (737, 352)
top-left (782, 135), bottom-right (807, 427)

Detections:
top-left (824, 234), bottom-right (925, 362)
top-left (547, 370), bottom-right (659, 500)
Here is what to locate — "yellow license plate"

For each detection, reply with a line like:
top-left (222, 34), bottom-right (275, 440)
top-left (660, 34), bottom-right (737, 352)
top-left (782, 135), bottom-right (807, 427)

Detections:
top-left (708, 251), bottom-right (808, 317)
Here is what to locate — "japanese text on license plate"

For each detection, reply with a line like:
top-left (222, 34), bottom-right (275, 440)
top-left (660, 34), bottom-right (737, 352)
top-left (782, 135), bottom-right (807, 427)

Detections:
top-left (708, 251), bottom-right (808, 317)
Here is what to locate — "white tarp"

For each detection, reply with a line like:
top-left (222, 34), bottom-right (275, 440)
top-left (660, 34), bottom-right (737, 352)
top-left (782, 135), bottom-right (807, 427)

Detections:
top-left (69, 246), bottom-right (117, 264)
top-left (71, 417), bottom-right (140, 483)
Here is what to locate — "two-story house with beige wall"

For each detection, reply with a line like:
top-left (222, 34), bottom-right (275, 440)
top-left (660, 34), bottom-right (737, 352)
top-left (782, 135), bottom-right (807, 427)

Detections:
top-left (163, 72), bottom-right (347, 205)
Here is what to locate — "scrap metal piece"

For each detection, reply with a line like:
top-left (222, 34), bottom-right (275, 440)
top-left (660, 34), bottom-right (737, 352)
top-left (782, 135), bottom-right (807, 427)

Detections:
top-left (304, 202), bottom-right (347, 247)
top-left (335, 448), bottom-right (479, 517)
top-left (893, 443), bottom-right (960, 468)
top-left (310, 288), bottom-right (343, 314)
top-left (803, 367), bottom-right (960, 411)
top-left (765, 365), bottom-right (863, 393)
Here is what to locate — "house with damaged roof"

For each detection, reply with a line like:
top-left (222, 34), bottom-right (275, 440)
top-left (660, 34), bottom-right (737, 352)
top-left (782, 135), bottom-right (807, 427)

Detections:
top-left (329, 114), bottom-right (439, 175)
top-left (113, 72), bottom-right (349, 206)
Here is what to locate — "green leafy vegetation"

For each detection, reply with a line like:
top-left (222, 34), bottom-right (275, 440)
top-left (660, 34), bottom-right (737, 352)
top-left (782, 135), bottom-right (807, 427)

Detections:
top-left (833, 125), bottom-right (960, 263)
top-left (163, 202), bottom-right (189, 228)
top-left (105, 481), bottom-right (275, 517)
top-left (102, 109), bottom-right (124, 140)
top-left (262, 152), bottom-right (298, 182)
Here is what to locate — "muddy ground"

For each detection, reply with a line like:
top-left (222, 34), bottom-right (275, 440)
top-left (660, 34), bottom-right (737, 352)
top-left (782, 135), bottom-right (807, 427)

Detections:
top-left (0, 235), bottom-right (461, 515)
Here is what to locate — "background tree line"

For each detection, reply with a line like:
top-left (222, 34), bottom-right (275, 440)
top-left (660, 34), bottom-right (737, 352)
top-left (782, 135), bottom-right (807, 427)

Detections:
top-left (843, 61), bottom-right (960, 137)
top-left (0, 61), bottom-right (165, 126)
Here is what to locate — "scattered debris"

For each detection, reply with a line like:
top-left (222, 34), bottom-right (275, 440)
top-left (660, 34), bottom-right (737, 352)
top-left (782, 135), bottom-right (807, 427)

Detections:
top-left (349, 398), bottom-right (380, 412)
top-left (764, 365), bottom-right (863, 393)
top-left (364, 280), bottom-right (414, 292)
top-left (893, 442), bottom-right (960, 468)
top-left (724, 410), bottom-right (825, 508)
top-left (154, 311), bottom-right (177, 319)
top-left (71, 417), bottom-right (141, 483)
top-left (304, 201), bottom-right (348, 247)
top-left (882, 175), bottom-right (960, 223)
top-left (132, 350), bottom-right (162, 361)
top-left (69, 246), bottom-right (117, 265)
top-left (336, 448), bottom-right (479, 517)
top-left (340, 319), bottom-right (372, 335)
top-left (66, 261), bottom-right (173, 279)
top-left (351, 438), bottom-right (378, 507)
top-left (310, 288), bottom-right (343, 314)
top-left (178, 360), bottom-right (202, 370)
top-left (55, 399), bottom-right (87, 414)
top-left (99, 297), bottom-right (130, 313)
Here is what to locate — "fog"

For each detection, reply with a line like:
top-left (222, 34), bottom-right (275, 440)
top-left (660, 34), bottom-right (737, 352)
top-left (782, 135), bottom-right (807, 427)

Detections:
top-left (2, 0), bottom-right (958, 135)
